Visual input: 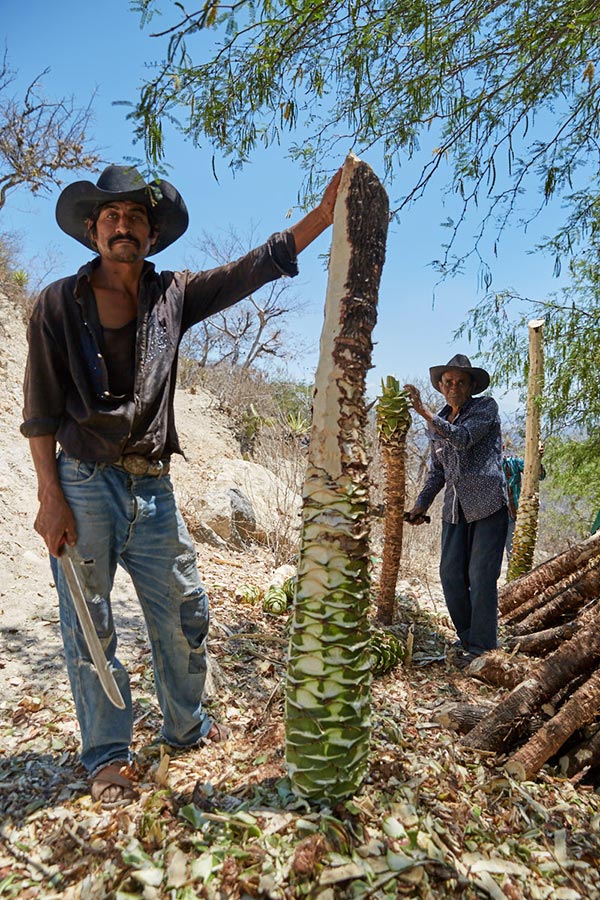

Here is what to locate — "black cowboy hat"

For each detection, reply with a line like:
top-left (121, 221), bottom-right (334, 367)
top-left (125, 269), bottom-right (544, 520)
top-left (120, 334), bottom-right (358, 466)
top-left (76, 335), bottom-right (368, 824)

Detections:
top-left (429, 353), bottom-right (490, 394)
top-left (55, 164), bottom-right (189, 255)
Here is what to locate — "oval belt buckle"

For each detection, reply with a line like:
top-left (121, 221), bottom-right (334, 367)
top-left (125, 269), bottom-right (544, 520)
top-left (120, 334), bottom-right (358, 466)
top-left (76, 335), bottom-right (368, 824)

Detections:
top-left (123, 454), bottom-right (150, 476)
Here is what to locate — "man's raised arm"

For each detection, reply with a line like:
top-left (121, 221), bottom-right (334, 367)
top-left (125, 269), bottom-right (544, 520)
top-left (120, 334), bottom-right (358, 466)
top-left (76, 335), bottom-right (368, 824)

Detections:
top-left (290, 169), bottom-right (342, 254)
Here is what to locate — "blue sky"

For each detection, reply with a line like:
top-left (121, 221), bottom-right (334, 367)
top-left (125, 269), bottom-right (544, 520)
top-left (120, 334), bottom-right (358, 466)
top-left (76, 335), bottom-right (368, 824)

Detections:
top-left (2, 0), bottom-right (569, 408)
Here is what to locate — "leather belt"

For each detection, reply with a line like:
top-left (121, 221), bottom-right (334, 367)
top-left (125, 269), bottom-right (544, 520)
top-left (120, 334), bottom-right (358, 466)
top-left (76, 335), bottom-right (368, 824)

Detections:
top-left (114, 454), bottom-right (170, 477)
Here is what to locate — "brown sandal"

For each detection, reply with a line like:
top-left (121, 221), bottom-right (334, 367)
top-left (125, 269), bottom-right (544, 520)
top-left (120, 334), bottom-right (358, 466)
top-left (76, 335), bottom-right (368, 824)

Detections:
top-left (203, 722), bottom-right (231, 744)
top-left (90, 762), bottom-right (137, 807)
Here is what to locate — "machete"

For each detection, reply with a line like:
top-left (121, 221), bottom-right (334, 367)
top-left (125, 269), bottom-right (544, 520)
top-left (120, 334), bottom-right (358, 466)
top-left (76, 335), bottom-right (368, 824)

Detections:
top-left (60, 544), bottom-right (126, 709)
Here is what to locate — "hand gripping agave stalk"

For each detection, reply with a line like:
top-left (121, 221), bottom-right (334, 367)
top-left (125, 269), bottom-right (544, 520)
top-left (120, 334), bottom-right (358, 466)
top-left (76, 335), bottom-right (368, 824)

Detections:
top-left (507, 319), bottom-right (545, 582)
top-left (375, 376), bottom-right (412, 624)
top-left (285, 153), bottom-right (389, 802)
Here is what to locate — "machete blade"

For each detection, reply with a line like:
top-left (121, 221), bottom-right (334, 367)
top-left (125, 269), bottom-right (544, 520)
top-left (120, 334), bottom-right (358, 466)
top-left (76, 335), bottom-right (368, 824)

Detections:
top-left (60, 545), bottom-right (126, 710)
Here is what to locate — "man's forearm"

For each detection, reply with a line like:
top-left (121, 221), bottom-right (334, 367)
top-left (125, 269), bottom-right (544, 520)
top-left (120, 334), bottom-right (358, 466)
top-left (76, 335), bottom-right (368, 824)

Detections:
top-left (290, 168), bottom-right (341, 254)
top-left (291, 207), bottom-right (333, 254)
top-left (29, 435), bottom-right (61, 500)
top-left (28, 435), bottom-right (77, 556)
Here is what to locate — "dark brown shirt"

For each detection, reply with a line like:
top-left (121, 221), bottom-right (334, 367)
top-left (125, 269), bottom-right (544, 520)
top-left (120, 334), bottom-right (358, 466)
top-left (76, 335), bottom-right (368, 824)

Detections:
top-left (21, 231), bottom-right (298, 461)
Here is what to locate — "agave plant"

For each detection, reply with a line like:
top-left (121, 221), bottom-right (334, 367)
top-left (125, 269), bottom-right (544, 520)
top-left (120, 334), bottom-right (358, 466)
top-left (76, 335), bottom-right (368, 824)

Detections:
top-left (369, 630), bottom-right (405, 677)
top-left (285, 153), bottom-right (389, 802)
top-left (262, 585), bottom-right (290, 616)
top-left (281, 576), bottom-right (297, 603)
top-left (238, 584), bottom-right (263, 605)
top-left (375, 376), bottom-right (412, 624)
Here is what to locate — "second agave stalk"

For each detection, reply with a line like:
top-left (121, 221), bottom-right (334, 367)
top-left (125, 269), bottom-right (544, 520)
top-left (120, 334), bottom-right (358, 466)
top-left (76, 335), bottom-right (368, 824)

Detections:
top-left (375, 376), bottom-right (412, 624)
top-left (507, 319), bottom-right (545, 581)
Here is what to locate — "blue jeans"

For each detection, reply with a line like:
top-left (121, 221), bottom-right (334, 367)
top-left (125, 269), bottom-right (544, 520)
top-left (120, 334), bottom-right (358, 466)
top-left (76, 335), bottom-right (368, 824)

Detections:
top-left (440, 505), bottom-right (508, 655)
top-left (50, 454), bottom-right (213, 774)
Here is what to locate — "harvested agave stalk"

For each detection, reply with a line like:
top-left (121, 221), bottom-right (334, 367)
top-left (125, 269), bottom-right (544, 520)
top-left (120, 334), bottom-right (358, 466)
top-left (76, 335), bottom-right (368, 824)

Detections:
top-left (375, 376), bottom-right (412, 624)
top-left (507, 319), bottom-right (545, 581)
top-left (285, 153), bottom-right (389, 801)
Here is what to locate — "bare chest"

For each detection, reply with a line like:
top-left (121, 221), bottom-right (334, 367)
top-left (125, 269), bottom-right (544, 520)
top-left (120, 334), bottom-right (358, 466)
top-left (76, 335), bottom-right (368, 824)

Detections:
top-left (92, 286), bottom-right (138, 329)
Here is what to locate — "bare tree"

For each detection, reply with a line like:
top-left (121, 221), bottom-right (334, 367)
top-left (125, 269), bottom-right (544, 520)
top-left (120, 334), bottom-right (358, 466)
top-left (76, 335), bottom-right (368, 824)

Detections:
top-left (0, 52), bottom-right (100, 212)
top-left (181, 225), bottom-right (311, 372)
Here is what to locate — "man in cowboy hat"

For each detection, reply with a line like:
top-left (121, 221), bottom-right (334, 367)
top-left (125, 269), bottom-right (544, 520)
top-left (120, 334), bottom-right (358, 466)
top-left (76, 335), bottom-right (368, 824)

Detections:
top-left (21, 163), bottom-right (341, 804)
top-left (404, 355), bottom-right (508, 668)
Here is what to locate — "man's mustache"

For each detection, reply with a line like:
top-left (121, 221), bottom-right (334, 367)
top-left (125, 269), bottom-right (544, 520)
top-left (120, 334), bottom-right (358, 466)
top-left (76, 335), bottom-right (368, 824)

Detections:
top-left (109, 234), bottom-right (140, 248)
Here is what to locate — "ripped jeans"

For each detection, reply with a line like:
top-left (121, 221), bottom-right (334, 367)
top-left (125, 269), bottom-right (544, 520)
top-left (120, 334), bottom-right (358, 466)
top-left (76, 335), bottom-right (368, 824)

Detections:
top-left (50, 453), bottom-right (212, 774)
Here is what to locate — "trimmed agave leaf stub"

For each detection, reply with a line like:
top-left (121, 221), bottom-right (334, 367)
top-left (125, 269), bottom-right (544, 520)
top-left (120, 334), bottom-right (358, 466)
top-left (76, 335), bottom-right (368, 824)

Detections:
top-left (285, 153), bottom-right (389, 802)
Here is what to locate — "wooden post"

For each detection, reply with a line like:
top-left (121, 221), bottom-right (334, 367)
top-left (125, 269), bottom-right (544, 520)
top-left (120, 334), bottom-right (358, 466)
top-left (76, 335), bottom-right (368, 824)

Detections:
top-left (507, 318), bottom-right (545, 581)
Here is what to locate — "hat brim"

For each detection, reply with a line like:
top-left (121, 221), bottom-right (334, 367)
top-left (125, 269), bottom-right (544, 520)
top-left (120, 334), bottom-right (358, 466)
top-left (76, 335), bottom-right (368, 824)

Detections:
top-left (55, 179), bottom-right (188, 256)
top-left (430, 363), bottom-right (490, 394)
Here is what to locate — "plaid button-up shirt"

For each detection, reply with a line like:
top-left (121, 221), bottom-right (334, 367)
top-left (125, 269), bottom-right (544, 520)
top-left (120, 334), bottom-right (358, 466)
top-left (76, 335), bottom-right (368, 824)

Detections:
top-left (415, 396), bottom-right (508, 524)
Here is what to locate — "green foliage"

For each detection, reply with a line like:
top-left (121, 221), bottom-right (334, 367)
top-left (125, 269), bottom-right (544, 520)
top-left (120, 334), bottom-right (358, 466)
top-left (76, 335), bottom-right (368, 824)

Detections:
top-left (0, 233), bottom-right (21, 286)
top-left (271, 379), bottom-right (313, 424)
top-left (12, 268), bottom-right (28, 287)
top-left (542, 432), bottom-right (600, 537)
top-left (0, 232), bottom-right (31, 315)
top-left (133, 0), bottom-right (600, 265)
top-left (456, 255), bottom-right (600, 433)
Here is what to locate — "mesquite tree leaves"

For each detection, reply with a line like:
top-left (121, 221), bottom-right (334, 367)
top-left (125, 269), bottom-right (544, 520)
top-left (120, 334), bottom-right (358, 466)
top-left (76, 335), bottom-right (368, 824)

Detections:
top-left (134, 1), bottom-right (599, 273)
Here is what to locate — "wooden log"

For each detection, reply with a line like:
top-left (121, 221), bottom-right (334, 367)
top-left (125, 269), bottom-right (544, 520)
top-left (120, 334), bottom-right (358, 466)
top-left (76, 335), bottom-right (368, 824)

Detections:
top-left (436, 703), bottom-right (544, 738)
top-left (505, 665), bottom-right (600, 780)
top-left (498, 531), bottom-right (600, 616)
top-left (504, 621), bottom-right (578, 655)
top-left (511, 575), bottom-right (600, 637)
top-left (559, 726), bottom-right (600, 777)
top-left (501, 565), bottom-right (590, 626)
top-left (435, 703), bottom-right (493, 734)
top-left (543, 673), bottom-right (591, 732)
top-left (468, 651), bottom-right (530, 690)
top-left (462, 601), bottom-right (600, 753)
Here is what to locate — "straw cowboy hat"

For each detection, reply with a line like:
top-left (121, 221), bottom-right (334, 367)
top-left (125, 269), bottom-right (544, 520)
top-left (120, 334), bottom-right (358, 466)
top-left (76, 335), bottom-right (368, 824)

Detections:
top-left (55, 164), bottom-right (189, 255)
top-left (429, 353), bottom-right (490, 394)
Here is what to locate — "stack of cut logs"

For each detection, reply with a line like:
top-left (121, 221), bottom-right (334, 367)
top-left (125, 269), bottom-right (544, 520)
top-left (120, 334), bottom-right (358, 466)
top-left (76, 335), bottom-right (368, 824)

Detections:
top-left (436, 531), bottom-right (600, 781)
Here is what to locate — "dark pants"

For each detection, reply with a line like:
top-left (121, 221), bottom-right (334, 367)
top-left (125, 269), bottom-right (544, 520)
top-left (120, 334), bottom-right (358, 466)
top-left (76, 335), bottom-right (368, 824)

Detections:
top-left (440, 505), bottom-right (508, 655)
top-left (505, 515), bottom-right (516, 561)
